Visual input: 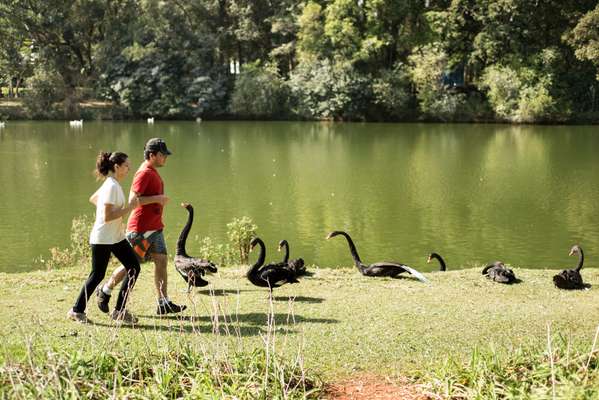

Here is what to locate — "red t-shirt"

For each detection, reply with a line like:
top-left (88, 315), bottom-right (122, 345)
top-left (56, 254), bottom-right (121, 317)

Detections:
top-left (127, 161), bottom-right (164, 232)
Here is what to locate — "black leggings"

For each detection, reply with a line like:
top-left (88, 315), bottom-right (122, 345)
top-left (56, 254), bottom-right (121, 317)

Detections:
top-left (73, 239), bottom-right (141, 313)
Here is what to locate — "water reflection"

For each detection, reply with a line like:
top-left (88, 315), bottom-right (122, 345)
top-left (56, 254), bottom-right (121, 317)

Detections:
top-left (2, 121), bottom-right (599, 272)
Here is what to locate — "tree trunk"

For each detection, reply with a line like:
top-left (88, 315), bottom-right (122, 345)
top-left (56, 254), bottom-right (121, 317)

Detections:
top-left (63, 84), bottom-right (79, 119)
top-left (14, 78), bottom-right (21, 98)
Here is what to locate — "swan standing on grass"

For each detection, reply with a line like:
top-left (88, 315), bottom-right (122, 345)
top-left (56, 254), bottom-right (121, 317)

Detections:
top-left (174, 203), bottom-right (217, 290)
top-left (326, 231), bottom-right (429, 283)
top-left (278, 239), bottom-right (307, 276)
top-left (427, 253), bottom-right (447, 271)
top-left (553, 245), bottom-right (586, 290)
top-left (246, 237), bottom-right (299, 292)
top-left (482, 261), bottom-right (517, 283)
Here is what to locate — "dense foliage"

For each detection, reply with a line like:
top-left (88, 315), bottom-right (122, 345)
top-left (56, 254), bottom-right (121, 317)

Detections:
top-left (1, 0), bottom-right (598, 122)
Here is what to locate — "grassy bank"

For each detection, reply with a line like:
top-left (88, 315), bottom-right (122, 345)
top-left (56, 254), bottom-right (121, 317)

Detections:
top-left (1, 264), bottom-right (599, 398)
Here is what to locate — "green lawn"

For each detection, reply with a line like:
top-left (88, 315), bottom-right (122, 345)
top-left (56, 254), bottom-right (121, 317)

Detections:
top-left (1, 264), bottom-right (599, 398)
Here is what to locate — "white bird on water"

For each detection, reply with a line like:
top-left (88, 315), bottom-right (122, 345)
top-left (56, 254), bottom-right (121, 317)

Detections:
top-left (69, 120), bottom-right (83, 127)
top-left (147, 117), bottom-right (155, 124)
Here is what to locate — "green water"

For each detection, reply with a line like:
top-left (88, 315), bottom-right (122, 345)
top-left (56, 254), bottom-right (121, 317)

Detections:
top-left (1, 121), bottom-right (599, 273)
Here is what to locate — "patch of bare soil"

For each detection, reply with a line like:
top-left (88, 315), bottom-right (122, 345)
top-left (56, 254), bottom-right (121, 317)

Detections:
top-left (325, 374), bottom-right (441, 400)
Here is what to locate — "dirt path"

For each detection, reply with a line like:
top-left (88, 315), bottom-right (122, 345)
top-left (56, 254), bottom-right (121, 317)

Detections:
top-left (325, 374), bottom-right (441, 399)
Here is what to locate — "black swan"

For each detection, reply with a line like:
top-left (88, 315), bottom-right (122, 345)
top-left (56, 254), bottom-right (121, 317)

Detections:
top-left (326, 231), bottom-right (429, 283)
top-left (174, 203), bottom-right (217, 290)
top-left (427, 253), bottom-right (446, 271)
top-left (482, 261), bottom-right (516, 284)
top-left (553, 245), bottom-right (586, 290)
top-left (247, 237), bottom-right (299, 291)
top-left (278, 239), bottom-right (307, 276)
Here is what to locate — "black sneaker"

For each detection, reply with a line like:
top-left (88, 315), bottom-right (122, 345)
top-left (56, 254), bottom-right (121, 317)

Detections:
top-left (96, 287), bottom-right (111, 313)
top-left (156, 301), bottom-right (187, 315)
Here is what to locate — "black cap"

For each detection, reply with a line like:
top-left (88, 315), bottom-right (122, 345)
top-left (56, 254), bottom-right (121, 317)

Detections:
top-left (144, 138), bottom-right (172, 155)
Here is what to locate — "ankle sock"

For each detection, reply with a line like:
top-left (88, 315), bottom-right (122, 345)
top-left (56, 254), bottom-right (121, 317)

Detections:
top-left (102, 285), bottom-right (112, 295)
top-left (158, 297), bottom-right (170, 306)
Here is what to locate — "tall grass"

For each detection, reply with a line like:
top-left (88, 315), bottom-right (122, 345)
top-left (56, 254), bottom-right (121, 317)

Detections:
top-left (425, 326), bottom-right (599, 399)
top-left (0, 287), bottom-right (322, 399)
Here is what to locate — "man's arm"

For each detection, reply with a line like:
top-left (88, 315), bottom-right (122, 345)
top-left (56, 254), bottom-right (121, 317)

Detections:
top-left (129, 191), bottom-right (169, 206)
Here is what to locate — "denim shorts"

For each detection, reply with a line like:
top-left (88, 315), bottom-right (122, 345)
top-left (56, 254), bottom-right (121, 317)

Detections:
top-left (126, 230), bottom-right (167, 263)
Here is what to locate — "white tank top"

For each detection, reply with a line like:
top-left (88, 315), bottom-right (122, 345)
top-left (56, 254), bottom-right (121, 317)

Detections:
top-left (89, 177), bottom-right (126, 245)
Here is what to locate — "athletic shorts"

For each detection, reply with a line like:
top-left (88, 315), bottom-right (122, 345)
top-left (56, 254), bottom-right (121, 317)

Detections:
top-left (126, 230), bottom-right (167, 263)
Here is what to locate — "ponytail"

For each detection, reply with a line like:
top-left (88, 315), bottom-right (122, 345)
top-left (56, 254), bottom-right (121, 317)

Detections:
top-left (94, 151), bottom-right (129, 179)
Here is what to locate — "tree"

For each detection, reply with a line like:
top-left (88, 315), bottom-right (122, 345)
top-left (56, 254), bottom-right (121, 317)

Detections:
top-left (0, 25), bottom-right (34, 98)
top-left (0, 0), bottom-right (138, 116)
top-left (568, 4), bottom-right (599, 81)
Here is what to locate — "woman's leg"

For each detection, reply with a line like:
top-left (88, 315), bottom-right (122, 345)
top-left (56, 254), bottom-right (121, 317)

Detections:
top-left (72, 244), bottom-right (111, 313)
top-left (111, 239), bottom-right (141, 312)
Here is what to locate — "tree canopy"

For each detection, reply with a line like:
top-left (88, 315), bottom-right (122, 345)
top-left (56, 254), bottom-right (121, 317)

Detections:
top-left (1, 0), bottom-right (598, 122)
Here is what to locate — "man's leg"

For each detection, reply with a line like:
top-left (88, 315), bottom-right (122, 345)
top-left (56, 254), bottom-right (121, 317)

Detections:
top-left (151, 252), bottom-right (186, 314)
top-left (152, 252), bottom-right (168, 299)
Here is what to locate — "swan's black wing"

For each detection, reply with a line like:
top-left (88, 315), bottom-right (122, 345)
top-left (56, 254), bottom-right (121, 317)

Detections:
top-left (260, 263), bottom-right (299, 286)
top-left (553, 269), bottom-right (584, 290)
top-left (367, 262), bottom-right (429, 283)
top-left (288, 258), bottom-right (306, 275)
top-left (174, 264), bottom-right (209, 287)
top-left (484, 264), bottom-right (516, 284)
top-left (493, 268), bottom-right (516, 284)
top-left (175, 255), bottom-right (217, 287)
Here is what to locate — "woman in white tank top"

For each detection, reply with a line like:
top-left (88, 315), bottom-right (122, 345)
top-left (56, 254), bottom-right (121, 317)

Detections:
top-left (68, 151), bottom-right (141, 325)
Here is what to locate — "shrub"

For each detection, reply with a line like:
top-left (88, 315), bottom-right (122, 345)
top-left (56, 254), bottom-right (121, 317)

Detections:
top-left (371, 63), bottom-right (413, 119)
top-left (409, 44), bottom-right (465, 119)
top-left (288, 59), bottom-right (372, 120)
top-left (230, 62), bottom-right (291, 119)
top-left (21, 67), bottom-right (64, 119)
top-left (196, 236), bottom-right (233, 267)
top-left (227, 217), bottom-right (258, 265)
top-left (41, 215), bottom-right (93, 270)
top-left (480, 65), bottom-right (522, 119)
top-left (517, 79), bottom-right (556, 122)
top-left (481, 64), bottom-right (556, 122)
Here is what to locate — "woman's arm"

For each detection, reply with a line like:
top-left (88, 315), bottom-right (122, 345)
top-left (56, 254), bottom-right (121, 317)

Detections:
top-left (103, 197), bottom-right (140, 222)
top-left (89, 188), bottom-right (101, 205)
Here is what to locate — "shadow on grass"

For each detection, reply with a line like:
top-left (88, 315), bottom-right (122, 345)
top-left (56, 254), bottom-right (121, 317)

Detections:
top-left (137, 312), bottom-right (339, 326)
top-left (272, 295), bottom-right (324, 303)
top-left (90, 321), bottom-right (297, 336)
top-left (195, 289), bottom-right (253, 296)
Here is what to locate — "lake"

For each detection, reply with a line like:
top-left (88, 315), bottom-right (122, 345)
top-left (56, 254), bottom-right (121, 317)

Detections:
top-left (1, 121), bottom-right (598, 273)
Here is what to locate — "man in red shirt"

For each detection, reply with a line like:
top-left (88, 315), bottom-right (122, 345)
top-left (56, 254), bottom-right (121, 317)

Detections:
top-left (97, 138), bottom-right (186, 315)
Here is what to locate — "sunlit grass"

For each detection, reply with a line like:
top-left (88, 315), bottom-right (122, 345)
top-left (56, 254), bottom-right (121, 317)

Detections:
top-left (1, 265), bottom-right (599, 398)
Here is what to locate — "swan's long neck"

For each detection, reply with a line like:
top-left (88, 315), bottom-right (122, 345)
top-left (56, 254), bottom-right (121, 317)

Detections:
top-left (434, 254), bottom-right (446, 271)
top-left (176, 206), bottom-right (193, 257)
top-left (575, 248), bottom-right (584, 272)
top-left (338, 232), bottom-right (363, 270)
top-left (247, 239), bottom-right (266, 278)
top-left (281, 242), bottom-right (289, 263)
